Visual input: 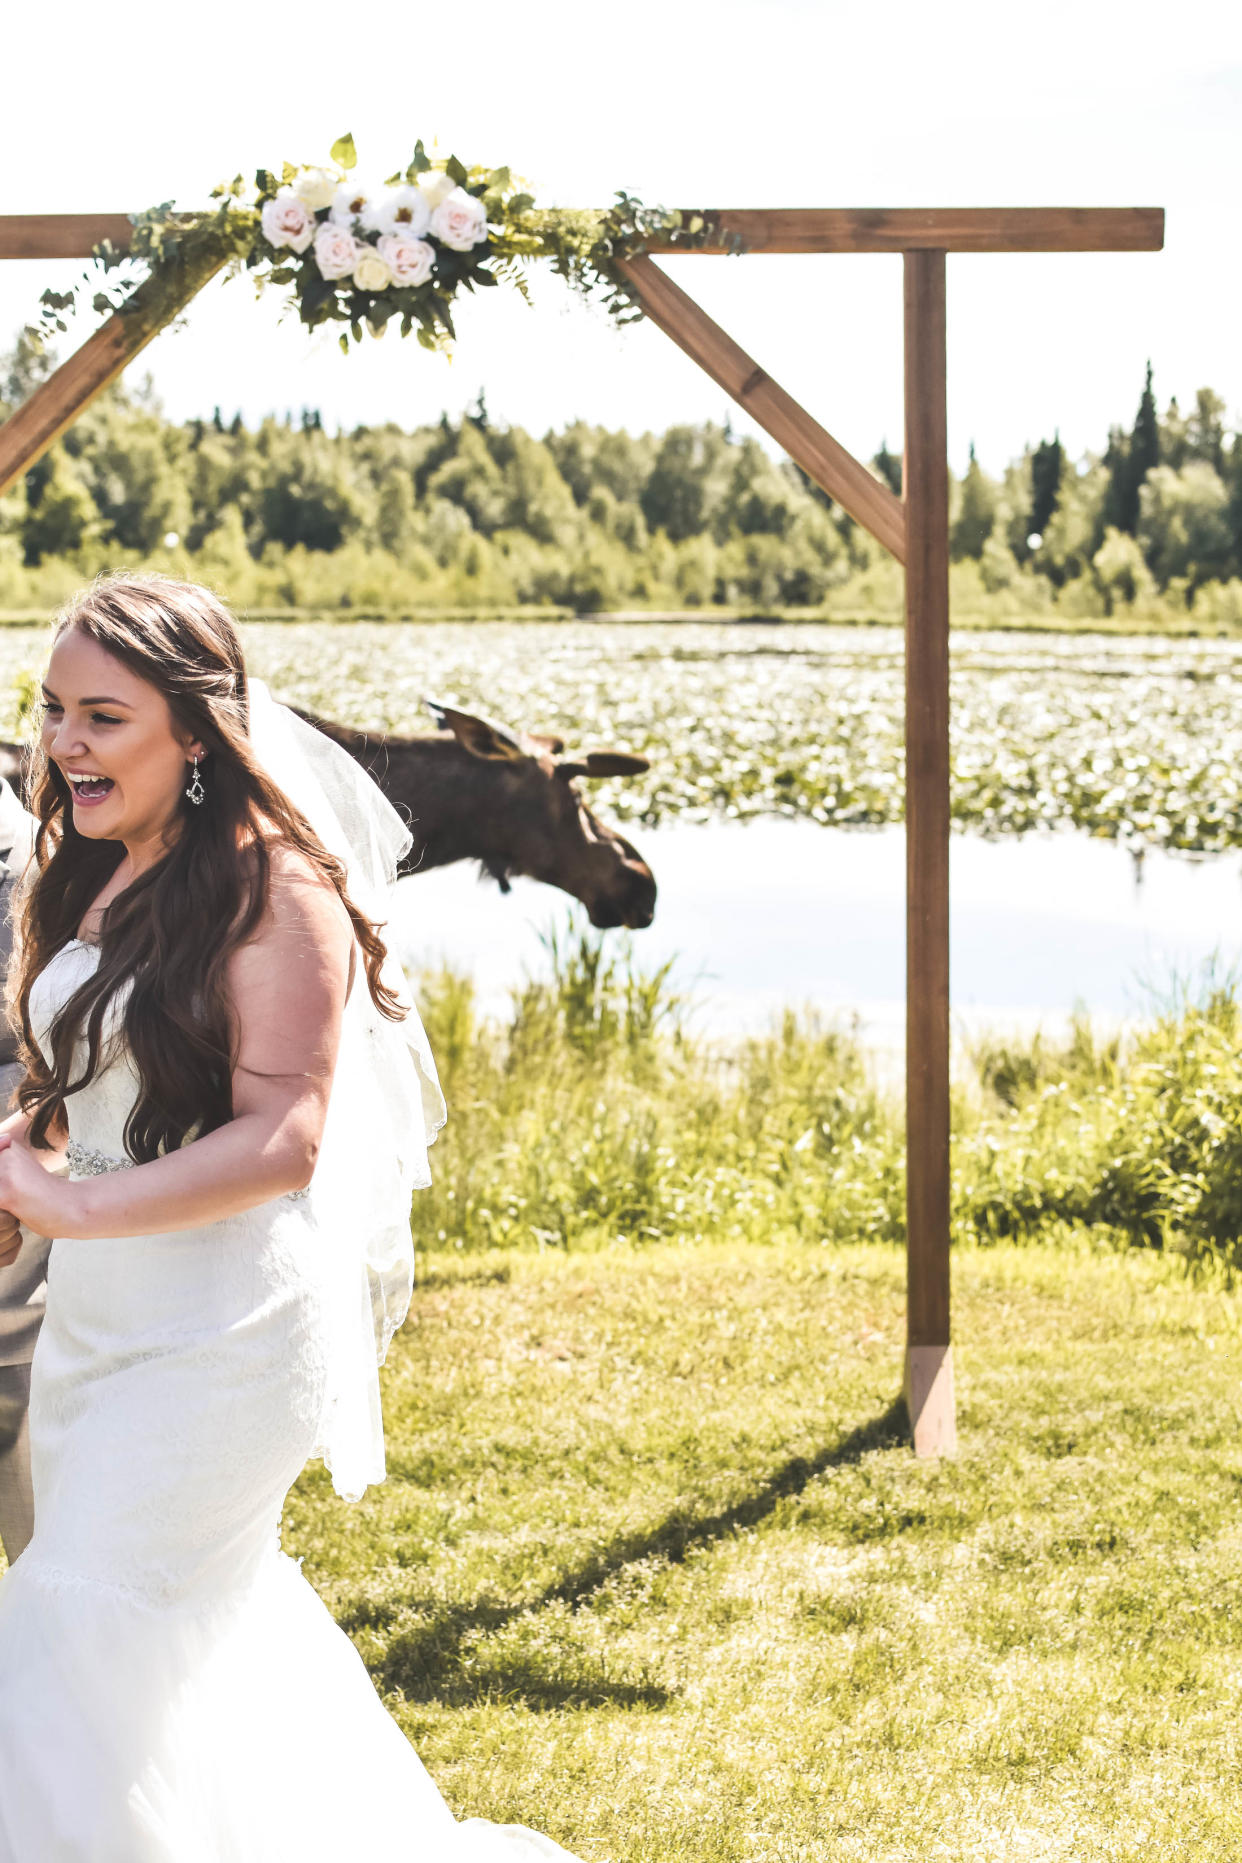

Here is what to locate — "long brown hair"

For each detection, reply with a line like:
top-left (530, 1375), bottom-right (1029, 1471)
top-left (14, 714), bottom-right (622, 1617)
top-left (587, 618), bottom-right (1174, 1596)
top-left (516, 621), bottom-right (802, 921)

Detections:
top-left (14, 572), bottom-right (405, 1162)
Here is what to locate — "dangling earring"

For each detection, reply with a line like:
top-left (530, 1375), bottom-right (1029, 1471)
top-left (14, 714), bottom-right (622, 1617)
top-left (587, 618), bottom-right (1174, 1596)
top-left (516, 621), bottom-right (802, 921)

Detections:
top-left (185, 754), bottom-right (206, 807)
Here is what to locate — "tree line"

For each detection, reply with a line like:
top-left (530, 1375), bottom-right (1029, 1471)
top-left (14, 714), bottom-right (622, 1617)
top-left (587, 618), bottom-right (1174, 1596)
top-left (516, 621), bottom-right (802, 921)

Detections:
top-left (1, 332), bottom-right (1239, 623)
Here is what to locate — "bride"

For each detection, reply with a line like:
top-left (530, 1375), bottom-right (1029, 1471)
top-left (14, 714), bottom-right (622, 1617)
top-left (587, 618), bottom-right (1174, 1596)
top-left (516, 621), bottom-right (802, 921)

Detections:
top-left (0, 573), bottom-right (584, 1861)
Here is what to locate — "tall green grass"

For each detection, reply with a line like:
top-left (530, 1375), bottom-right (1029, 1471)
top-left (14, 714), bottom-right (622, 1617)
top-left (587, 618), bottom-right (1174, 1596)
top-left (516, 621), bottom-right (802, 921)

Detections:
top-left (958, 967), bottom-right (1242, 1260)
top-left (415, 926), bottom-right (904, 1256)
top-left (415, 929), bottom-right (1242, 1269)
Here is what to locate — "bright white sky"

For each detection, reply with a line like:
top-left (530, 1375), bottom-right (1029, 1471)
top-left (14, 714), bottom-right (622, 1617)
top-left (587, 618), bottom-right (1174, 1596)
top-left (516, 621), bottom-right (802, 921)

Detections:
top-left (4, 0), bottom-right (1240, 473)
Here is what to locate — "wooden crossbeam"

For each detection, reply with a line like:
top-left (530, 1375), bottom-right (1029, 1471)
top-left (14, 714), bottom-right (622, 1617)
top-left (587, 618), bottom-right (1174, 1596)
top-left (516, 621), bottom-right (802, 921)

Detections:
top-left (0, 214), bottom-right (136, 260)
top-left (618, 254), bottom-right (906, 562)
top-left (0, 249), bottom-right (228, 500)
top-left (0, 206), bottom-right (1166, 262)
top-left (647, 207), bottom-right (1166, 255)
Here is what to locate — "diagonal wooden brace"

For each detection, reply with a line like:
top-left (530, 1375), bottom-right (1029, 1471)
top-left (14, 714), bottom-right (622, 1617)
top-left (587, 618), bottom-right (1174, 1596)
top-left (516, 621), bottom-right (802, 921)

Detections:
top-left (617, 253), bottom-right (906, 562)
top-left (0, 248), bottom-right (229, 501)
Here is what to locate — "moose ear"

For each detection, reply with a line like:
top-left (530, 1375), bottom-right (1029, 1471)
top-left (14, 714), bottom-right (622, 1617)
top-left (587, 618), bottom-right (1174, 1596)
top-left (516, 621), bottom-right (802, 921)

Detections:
top-left (424, 698), bottom-right (527, 762)
top-left (556, 749), bottom-right (651, 781)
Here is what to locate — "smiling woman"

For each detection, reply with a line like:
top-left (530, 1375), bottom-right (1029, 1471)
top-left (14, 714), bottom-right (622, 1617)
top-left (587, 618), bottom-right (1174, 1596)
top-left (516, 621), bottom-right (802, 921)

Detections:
top-left (12, 576), bottom-right (399, 1172)
top-left (40, 635), bottom-right (204, 904)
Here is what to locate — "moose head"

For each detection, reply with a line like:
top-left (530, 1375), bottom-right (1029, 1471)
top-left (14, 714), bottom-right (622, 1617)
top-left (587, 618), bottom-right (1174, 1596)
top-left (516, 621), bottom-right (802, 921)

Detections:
top-left (298, 701), bottom-right (658, 931)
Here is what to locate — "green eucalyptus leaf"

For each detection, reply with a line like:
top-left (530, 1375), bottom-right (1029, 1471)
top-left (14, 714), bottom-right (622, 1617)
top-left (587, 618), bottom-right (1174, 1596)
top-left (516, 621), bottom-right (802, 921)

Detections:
top-left (339, 332), bottom-right (349, 354)
top-left (330, 132), bottom-right (357, 171)
top-left (445, 154), bottom-right (468, 187)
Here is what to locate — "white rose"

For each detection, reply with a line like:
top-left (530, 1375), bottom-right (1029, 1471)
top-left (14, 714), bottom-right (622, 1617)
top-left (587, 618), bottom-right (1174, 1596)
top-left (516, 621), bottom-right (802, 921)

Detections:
top-left (429, 186), bottom-right (488, 253)
top-left (260, 191), bottom-right (316, 255)
top-left (416, 170), bottom-right (456, 210)
top-left (329, 180), bottom-right (376, 226)
top-left (353, 246), bottom-right (394, 292)
top-left (293, 166), bottom-right (337, 211)
top-left (313, 221), bottom-right (361, 281)
top-left (362, 185), bottom-right (431, 240)
top-left (378, 234), bottom-right (435, 287)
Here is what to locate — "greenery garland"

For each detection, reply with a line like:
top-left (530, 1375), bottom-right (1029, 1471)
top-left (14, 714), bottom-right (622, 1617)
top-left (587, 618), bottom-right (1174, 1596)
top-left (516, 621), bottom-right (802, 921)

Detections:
top-left (33, 134), bottom-right (715, 358)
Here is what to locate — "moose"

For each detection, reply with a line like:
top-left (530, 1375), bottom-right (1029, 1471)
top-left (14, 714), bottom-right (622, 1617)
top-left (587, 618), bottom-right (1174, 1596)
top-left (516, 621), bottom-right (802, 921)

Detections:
top-left (0, 700), bottom-right (657, 932)
top-left (297, 700), bottom-right (657, 930)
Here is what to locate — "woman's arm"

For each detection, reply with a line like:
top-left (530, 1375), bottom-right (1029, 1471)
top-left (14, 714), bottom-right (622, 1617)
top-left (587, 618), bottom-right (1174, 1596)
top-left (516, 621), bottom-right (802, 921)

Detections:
top-left (0, 1099), bottom-right (66, 1263)
top-left (0, 853), bottom-right (354, 1241)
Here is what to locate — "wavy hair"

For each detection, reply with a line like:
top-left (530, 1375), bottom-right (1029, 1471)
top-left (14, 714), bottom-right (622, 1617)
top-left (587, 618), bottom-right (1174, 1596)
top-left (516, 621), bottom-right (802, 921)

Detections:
top-left (13, 573), bottom-right (405, 1162)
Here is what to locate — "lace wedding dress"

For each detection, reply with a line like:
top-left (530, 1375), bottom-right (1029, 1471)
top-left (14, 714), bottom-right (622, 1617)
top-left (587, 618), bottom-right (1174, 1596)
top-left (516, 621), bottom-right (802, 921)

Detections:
top-left (0, 938), bottom-right (584, 1862)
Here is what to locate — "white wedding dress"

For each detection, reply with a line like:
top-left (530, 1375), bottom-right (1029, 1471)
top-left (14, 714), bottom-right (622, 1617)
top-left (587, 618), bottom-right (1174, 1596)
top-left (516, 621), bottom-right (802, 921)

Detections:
top-left (0, 937), bottom-right (584, 1863)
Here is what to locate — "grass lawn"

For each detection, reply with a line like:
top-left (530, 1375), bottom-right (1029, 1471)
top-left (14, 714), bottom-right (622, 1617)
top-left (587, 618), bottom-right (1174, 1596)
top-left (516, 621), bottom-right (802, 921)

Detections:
top-left (284, 1239), bottom-right (1242, 1863)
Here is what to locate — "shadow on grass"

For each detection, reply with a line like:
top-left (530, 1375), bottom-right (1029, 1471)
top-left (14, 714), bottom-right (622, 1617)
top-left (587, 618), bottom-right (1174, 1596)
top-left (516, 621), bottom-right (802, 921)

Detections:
top-left (353, 1395), bottom-right (908, 1709)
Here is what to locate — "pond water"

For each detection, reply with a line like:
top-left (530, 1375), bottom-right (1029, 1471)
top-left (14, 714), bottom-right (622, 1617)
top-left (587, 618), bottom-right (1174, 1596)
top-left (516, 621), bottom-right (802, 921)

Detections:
top-left (389, 819), bottom-right (1242, 1059)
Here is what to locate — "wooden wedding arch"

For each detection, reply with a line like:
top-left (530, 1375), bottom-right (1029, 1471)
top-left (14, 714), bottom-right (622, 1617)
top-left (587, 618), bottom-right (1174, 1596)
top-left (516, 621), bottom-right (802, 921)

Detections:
top-left (0, 204), bottom-right (1165, 1455)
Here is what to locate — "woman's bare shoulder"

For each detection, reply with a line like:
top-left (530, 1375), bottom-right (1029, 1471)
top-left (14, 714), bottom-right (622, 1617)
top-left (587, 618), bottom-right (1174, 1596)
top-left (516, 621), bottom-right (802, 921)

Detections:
top-left (240, 835), bottom-right (351, 946)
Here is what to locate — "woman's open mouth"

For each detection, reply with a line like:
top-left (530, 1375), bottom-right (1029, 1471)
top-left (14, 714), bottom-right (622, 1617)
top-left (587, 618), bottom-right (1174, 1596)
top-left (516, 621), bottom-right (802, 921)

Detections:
top-left (66, 772), bottom-right (116, 808)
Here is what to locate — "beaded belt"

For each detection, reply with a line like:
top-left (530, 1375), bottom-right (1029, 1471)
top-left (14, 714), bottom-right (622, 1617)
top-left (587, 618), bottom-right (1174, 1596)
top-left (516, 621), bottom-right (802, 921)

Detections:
top-left (65, 1137), bottom-right (308, 1199)
top-left (66, 1138), bottom-right (133, 1178)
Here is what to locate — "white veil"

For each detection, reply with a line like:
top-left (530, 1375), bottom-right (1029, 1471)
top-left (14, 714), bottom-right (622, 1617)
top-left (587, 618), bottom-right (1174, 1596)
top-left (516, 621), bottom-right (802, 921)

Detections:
top-left (245, 677), bottom-right (446, 1503)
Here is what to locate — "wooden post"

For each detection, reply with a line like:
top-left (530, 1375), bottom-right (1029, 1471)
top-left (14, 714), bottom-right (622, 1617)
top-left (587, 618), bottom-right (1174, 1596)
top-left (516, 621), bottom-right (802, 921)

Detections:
top-left (902, 249), bottom-right (955, 1456)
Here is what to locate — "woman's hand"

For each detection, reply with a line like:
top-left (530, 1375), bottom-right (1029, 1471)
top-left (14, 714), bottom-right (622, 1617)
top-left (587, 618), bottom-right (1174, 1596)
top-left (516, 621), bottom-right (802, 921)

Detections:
top-left (0, 1136), bottom-right (80, 1244)
top-left (0, 1205), bottom-right (21, 1268)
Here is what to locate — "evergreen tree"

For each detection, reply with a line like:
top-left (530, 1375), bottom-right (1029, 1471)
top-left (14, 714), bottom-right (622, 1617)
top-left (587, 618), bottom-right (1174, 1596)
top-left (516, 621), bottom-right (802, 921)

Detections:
top-left (1187, 388), bottom-right (1226, 474)
top-left (872, 440), bottom-right (902, 496)
top-left (1029, 433), bottom-right (1065, 539)
top-left (951, 444), bottom-right (997, 560)
top-left (1101, 425), bottom-right (1130, 534)
top-left (1131, 361), bottom-right (1160, 481)
top-left (1103, 365), bottom-right (1160, 537)
top-left (1159, 396), bottom-right (1189, 469)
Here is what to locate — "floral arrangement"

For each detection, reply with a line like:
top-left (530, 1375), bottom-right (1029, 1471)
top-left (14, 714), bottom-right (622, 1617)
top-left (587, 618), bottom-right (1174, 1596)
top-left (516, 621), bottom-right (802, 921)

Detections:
top-left (251, 134), bottom-right (509, 350)
top-left (34, 135), bottom-right (713, 358)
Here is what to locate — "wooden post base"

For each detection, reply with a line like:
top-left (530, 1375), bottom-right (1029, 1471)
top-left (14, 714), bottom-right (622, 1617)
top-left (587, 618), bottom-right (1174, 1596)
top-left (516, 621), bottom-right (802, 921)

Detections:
top-left (904, 1344), bottom-right (956, 1457)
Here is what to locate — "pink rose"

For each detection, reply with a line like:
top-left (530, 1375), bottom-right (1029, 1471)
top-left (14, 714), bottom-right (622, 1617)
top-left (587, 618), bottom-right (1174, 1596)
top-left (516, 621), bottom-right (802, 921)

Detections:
top-left (429, 187), bottom-right (488, 253)
top-left (378, 234), bottom-right (435, 288)
top-left (313, 221), bottom-right (361, 281)
top-left (261, 191), bottom-right (316, 255)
